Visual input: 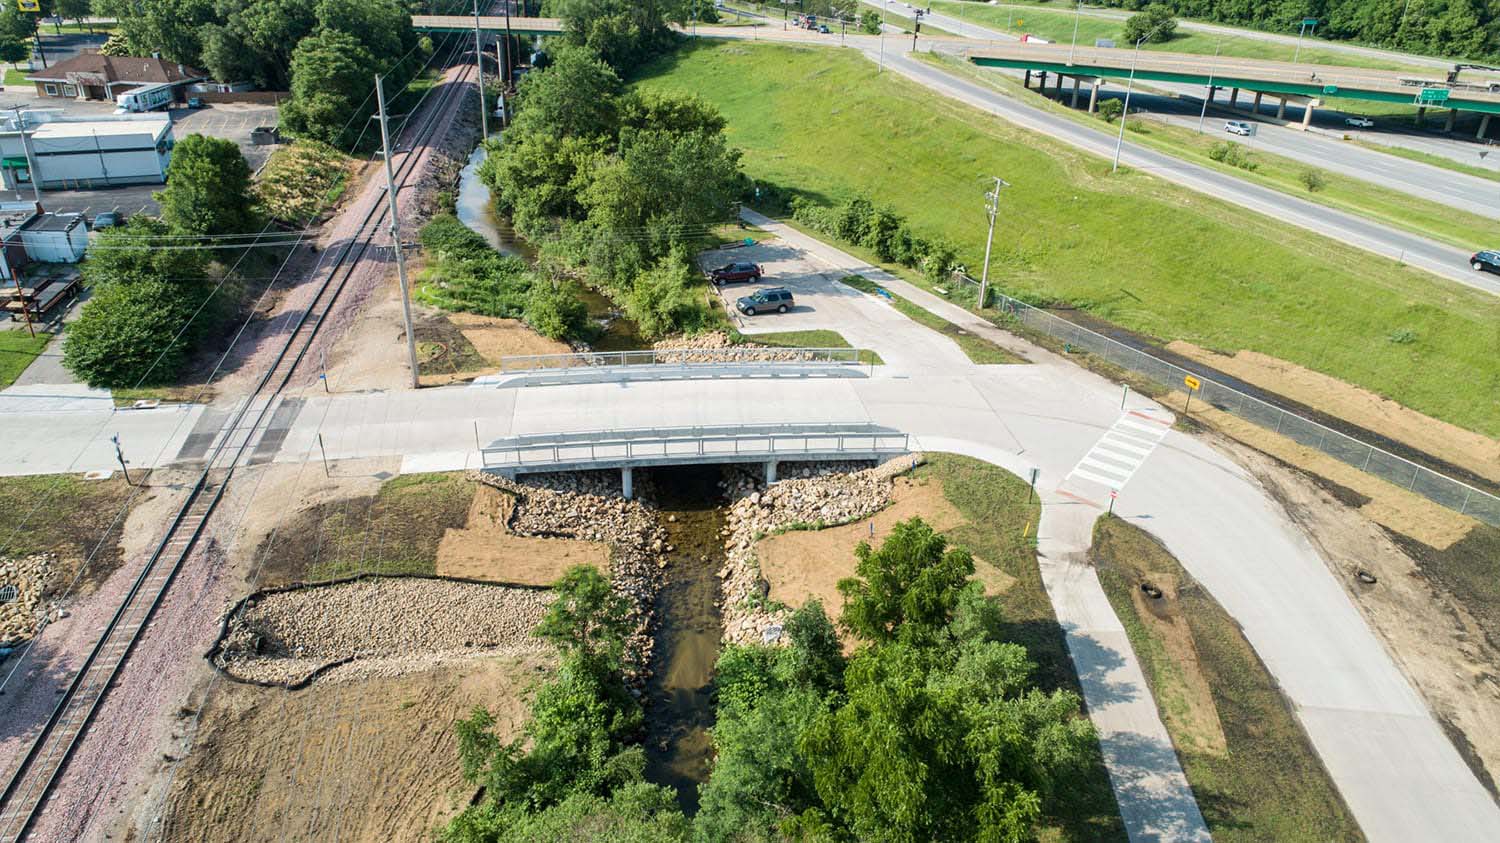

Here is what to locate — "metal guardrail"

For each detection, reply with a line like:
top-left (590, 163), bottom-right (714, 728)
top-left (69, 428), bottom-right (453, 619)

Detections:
top-left (939, 275), bottom-right (1500, 527)
top-left (481, 423), bottom-right (909, 472)
top-left (496, 347), bottom-right (865, 372)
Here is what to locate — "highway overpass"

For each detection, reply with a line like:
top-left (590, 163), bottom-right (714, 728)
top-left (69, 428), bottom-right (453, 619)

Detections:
top-left (410, 14), bottom-right (563, 36)
top-left (968, 42), bottom-right (1500, 137)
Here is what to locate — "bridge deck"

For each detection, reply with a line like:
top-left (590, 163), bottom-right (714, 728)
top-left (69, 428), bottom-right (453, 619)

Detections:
top-left (411, 14), bottom-right (564, 35)
top-left (967, 42), bottom-right (1500, 113)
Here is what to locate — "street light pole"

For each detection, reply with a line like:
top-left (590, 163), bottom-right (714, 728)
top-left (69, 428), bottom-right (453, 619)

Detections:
top-left (1197, 38), bottom-right (1221, 133)
top-left (473, 0), bottom-right (488, 138)
top-left (1068, 2), bottom-right (1082, 64)
top-left (375, 74), bottom-right (421, 390)
top-left (977, 176), bottom-right (1008, 309)
top-left (1112, 35), bottom-right (1148, 173)
top-left (1293, 18), bottom-right (1316, 64)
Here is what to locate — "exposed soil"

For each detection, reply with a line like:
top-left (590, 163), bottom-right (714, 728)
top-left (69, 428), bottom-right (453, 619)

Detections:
top-left (160, 655), bottom-right (549, 843)
top-left (0, 474), bottom-right (146, 599)
top-left (447, 310), bottom-right (570, 360)
top-left (434, 483), bottom-right (609, 584)
top-left (1169, 341), bottom-right (1500, 488)
top-left (756, 476), bottom-right (1007, 638)
top-left (1217, 434), bottom-right (1500, 796)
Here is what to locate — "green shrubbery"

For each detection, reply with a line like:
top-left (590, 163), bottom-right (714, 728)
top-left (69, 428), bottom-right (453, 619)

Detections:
top-left (1208, 140), bottom-right (1259, 171)
top-left (415, 214), bottom-right (587, 340)
top-left (255, 141), bottom-right (352, 224)
top-left (791, 194), bottom-right (959, 283)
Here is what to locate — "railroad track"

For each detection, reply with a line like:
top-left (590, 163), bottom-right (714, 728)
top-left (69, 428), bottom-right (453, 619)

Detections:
top-left (0, 48), bottom-right (481, 842)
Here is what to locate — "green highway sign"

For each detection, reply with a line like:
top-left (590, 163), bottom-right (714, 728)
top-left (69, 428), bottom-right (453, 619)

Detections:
top-left (1416, 88), bottom-right (1451, 104)
top-left (1302, 17), bottom-right (1319, 26)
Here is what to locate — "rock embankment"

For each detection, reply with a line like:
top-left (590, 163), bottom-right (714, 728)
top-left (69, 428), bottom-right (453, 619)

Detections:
top-left (653, 331), bottom-right (843, 364)
top-left (215, 577), bottom-right (551, 686)
top-left (0, 554), bottom-right (60, 648)
top-left (717, 456), bottom-right (921, 646)
top-left (469, 470), bottom-right (666, 684)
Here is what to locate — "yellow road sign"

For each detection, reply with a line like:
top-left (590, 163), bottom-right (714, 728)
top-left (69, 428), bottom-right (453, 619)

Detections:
top-left (17, 0), bottom-right (40, 11)
top-left (1183, 375), bottom-right (1201, 391)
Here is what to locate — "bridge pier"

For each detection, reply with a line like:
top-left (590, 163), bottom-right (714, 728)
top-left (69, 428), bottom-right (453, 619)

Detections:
top-left (1252, 91), bottom-right (1263, 114)
top-left (1276, 96), bottom-right (1287, 119)
top-left (1055, 72), bottom-right (1065, 97)
top-left (1088, 80), bottom-right (1101, 113)
top-left (1071, 75), bottom-right (1082, 108)
top-left (1229, 87), bottom-right (1239, 109)
top-left (765, 460), bottom-right (778, 486)
top-left (1479, 114), bottom-right (1492, 140)
top-left (1024, 69), bottom-right (1032, 88)
top-left (1444, 108), bottom-right (1457, 133)
top-left (622, 466), bottom-right (634, 500)
top-left (1038, 71), bottom-right (1048, 92)
top-left (1416, 106), bottom-right (1426, 127)
top-left (1301, 100), bottom-right (1316, 130)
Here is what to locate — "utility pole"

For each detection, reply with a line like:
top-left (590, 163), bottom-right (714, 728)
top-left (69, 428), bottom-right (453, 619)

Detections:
top-left (496, 41), bottom-right (507, 126)
top-left (1197, 39), bottom-right (1221, 133)
top-left (977, 176), bottom-right (1008, 309)
top-left (10, 107), bottom-right (40, 205)
top-left (503, 0), bottom-right (514, 87)
top-left (1112, 34), bottom-right (1149, 173)
top-left (473, 0), bottom-right (488, 138)
top-left (1068, 1), bottom-right (1082, 64)
top-left (111, 434), bottom-right (132, 486)
top-left (912, 9), bottom-right (922, 51)
top-left (375, 74), bottom-right (421, 390)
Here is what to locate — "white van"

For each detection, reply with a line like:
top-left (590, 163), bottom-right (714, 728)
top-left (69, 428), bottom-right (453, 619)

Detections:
top-left (1224, 120), bottom-right (1256, 137)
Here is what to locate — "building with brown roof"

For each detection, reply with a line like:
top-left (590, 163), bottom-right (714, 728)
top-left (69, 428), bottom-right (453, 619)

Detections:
top-left (25, 53), bottom-right (207, 104)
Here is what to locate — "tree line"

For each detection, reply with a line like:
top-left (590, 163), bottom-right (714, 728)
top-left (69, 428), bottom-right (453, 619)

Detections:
top-left (1087, 0), bottom-right (1500, 61)
top-left (443, 518), bottom-right (1097, 841)
top-left (478, 1), bottom-right (744, 339)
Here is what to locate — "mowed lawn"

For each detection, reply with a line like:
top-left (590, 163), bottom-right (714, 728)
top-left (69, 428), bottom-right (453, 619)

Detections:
top-left (634, 43), bottom-right (1500, 437)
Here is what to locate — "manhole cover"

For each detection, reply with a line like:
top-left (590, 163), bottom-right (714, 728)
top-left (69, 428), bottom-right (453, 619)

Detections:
top-left (0, 584), bottom-right (17, 604)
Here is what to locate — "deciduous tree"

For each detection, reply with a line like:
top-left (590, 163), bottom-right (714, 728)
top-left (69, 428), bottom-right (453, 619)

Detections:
top-left (156, 134), bottom-right (258, 236)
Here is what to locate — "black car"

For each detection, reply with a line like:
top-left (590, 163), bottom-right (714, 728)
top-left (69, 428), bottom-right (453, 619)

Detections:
top-left (736, 287), bottom-right (794, 315)
top-left (92, 211), bottom-right (121, 229)
top-left (709, 261), bottom-right (762, 285)
top-left (1471, 250), bottom-right (1500, 273)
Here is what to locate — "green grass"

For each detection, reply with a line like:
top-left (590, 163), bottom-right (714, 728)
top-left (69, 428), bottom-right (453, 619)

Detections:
top-left (2, 68), bottom-right (29, 87)
top-left (1091, 516), bottom-right (1365, 841)
top-left (914, 453), bottom-right (1125, 842)
top-left (1347, 138), bottom-right (1500, 183)
top-left (837, 273), bottom-right (1026, 364)
top-left (923, 53), bottom-right (1498, 251)
top-left (633, 42), bottom-right (1500, 437)
top-left (731, 327), bottom-right (884, 364)
top-left (0, 473), bottom-right (138, 591)
top-left (0, 330), bottom-right (48, 389)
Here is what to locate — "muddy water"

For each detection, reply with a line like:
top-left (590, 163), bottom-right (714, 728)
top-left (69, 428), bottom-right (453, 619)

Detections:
top-left (454, 142), bottom-right (534, 259)
top-left (644, 465), bottom-right (727, 813)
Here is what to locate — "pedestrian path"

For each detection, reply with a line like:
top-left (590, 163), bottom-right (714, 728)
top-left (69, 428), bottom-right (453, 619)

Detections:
top-left (1064, 409), bottom-right (1172, 494)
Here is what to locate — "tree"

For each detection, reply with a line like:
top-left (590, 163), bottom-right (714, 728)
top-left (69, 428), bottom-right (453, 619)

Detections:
top-left (1096, 97), bottom-right (1124, 122)
top-left (621, 253), bottom-right (710, 340)
top-left (0, 38), bottom-right (28, 67)
top-left (533, 565), bottom-right (634, 666)
top-left (156, 134), bottom-right (257, 236)
top-left (62, 280), bottom-right (200, 387)
top-left (281, 28), bottom-right (375, 146)
top-left (511, 45), bottom-right (623, 140)
top-left (524, 281), bottom-right (589, 339)
top-left (94, 0), bottom-right (216, 65)
top-left (314, 0), bottom-right (414, 66)
top-left (860, 9), bottom-right (882, 35)
top-left (837, 517), bottom-right (976, 644)
top-left (1299, 167), bottom-right (1328, 191)
top-left (1121, 3), bottom-right (1177, 44)
top-left (97, 33), bottom-right (130, 56)
top-left (783, 600), bottom-right (845, 694)
top-left (81, 218), bottom-right (212, 293)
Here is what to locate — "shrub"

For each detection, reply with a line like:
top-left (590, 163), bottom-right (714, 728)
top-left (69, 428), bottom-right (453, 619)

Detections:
top-left (623, 253), bottom-right (713, 340)
top-left (1208, 141), bottom-right (1258, 171)
top-left (524, 281), bottom-right (590, 340)
top-left (860, 10), bottom-right (882, 35)
top-left (1299, 168), bottom-right (1328, 192)
top-left (62, 281), bottom-right (201, 388)
top-left (1122, 4), bottom-right (1177, 44)
top-left (1096, 98), bottom-right (1124, 123)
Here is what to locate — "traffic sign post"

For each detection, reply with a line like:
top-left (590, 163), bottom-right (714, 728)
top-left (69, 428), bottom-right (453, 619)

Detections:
top-left (1107, 488), bottom-right (1117, 516)
top-left (1182, 374), bottom-right (1201, 415)
top-left (1415, 88), bottom-right (1451, 105)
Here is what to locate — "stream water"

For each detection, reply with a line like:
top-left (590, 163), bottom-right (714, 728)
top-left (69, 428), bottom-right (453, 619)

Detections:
top-left (643, 466), bottom-right (727, 814)
top-left (453, 143), bottom-right (648, 350)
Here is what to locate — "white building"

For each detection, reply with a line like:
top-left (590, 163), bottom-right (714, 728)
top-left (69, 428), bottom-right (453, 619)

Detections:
top-left (0, 116), bottom-right (174, 191)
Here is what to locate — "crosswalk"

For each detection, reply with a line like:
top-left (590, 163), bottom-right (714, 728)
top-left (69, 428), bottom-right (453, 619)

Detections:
top-left (1062, 409), bottom-right (1171, 494)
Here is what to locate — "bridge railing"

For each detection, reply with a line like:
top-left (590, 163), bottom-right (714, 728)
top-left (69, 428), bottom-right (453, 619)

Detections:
top-left (496, 346), bottom-right (866, 372)
top-left (481, 422), bottom-right (909, 471)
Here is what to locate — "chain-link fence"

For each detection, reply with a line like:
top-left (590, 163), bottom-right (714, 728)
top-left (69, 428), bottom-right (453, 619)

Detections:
top-left (946, 275), bottom-right (1500, 527)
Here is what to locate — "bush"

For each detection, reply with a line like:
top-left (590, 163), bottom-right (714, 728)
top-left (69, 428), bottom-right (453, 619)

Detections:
top-left (1096, 98), bottom-right (1124, 123)
top-left (62, 281), bottom-right (201, 388)
top-left (156, 133), bottom-right (257, 236)
top-left (623, 253), bottom-right (713, 340)
top-left (1208, 141), bottom-right (1258, 171)
top-left (524, 281), bottom-right (590, 340)
top-left (1122, 4), bottom-right (1177, 44)
top-left (1299, 168), bottom-right (1328, 192)
top-left (860, 10), bottom-right (882, 35)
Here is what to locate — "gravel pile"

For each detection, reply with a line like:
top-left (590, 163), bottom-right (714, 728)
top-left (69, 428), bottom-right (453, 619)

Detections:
top-left (652, 331), bottom-right (832, 363)
top-left (215, 578), bottom-right (551, 686)
top-left (717, 456), bottom-right (921, 646)
top-left (470, 470), bottom-right (667, 685)
top-left (0, 554), bottom-right (61, 647)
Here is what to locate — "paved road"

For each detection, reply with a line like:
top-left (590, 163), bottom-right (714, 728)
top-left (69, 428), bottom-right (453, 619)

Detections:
top-left (703, 23), bottom-right (1497, 292)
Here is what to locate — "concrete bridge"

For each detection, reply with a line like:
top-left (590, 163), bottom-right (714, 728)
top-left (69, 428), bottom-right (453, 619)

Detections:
top-left (480, 422), bottom-right (910, 497)
top-left (410, 14), bottom-right (564, 37)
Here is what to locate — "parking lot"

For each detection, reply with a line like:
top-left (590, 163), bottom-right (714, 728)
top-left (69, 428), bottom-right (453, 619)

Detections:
top-left (0, 92), bottom-right (280, 218)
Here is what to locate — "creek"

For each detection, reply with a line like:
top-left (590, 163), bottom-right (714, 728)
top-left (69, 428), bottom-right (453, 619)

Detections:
top-left (454, 142), bottom-right (648, 350)
top-left (643, 465), bottom-right (728, 814)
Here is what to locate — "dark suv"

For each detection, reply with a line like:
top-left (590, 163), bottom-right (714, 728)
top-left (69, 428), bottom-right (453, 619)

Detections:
top-left (709, 261), bottom-right (762, 285)
top-left (1471, 250), bottom-right (1500, 274)
top-left (736, 287), bottom-right (794, 315)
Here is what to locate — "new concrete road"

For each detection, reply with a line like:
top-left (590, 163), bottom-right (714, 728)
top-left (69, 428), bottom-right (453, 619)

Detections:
top-left (694, 23), bottom-right (1499, 293)
top-left (7, 220), bottom-right (1499, 840)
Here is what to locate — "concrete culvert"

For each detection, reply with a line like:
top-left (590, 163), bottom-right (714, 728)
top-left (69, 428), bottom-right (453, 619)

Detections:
top-left (1140, 583), bottom-right (1164, 599)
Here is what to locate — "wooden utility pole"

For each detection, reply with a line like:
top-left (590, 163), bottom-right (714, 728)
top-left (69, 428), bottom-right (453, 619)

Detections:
top-left (375, 74), bottom-right (421, 390)
top-left (473, 0), bottom-right (488, 138)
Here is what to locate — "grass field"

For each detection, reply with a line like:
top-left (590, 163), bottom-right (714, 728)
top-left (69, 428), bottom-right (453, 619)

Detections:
top-left (0, 330), bottom-right (49, 389)
top-left (1348, 139), bottom-right (1500, 183)
top-left (919, 53), bottom-right (1500, 252)
top-left (2, 68), bottom-right (29, 88)
top-left (633, 43), bottom-right (1500, 437)
top-left (0, 473), bottom-right (139, 592)
top-left (915, 454), bottom-right (1126, 841)
top-left (733, 328), bottom-right (884, 364)
top-left (1091, 516), bottom-right (1365, 841)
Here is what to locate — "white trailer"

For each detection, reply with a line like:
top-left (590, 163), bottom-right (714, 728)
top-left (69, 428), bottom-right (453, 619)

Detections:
top-left (115, 82), bottom-right (175, 113)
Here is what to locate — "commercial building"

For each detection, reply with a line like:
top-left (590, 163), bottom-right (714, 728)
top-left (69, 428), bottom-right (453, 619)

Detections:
top-left (25, 53), bottom-right (206, 104)
top-left (0, 116), bottom-right (175, 190)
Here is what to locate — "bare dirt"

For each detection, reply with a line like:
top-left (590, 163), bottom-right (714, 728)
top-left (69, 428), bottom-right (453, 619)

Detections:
top-left (757, 476), bottom-right (1010, 626)
top-left (160, 655), bottom-right (549, 843)
top-left (1216, 434), bottom-right (1500, 795)
top-left (435, 483), bottom-right (609, 584)
top-left (1168, 341), bottom-right (1500, 487)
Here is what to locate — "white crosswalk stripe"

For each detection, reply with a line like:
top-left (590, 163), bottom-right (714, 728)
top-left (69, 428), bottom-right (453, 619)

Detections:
top-left (1062, 410), bottom-right (1171, 494)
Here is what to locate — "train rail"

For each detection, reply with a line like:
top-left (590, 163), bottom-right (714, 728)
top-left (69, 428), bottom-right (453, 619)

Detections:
top-left (0, 49), bottom-right (480, 842)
